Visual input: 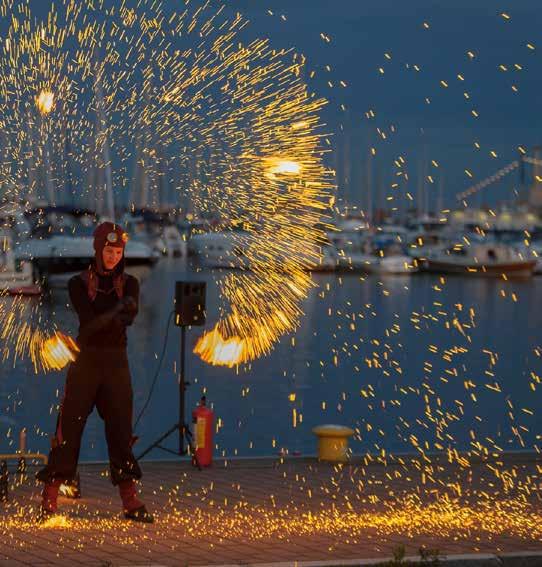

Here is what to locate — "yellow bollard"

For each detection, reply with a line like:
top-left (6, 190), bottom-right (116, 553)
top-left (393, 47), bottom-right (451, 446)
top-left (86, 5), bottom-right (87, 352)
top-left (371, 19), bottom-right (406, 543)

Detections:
top-left (312, 424), bottom-right (355, 463)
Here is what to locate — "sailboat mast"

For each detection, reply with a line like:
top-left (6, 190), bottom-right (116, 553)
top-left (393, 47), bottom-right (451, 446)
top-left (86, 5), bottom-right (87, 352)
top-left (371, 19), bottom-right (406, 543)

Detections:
top-left (366, 148), bottom-right (373, 226)
top-left (93, 56), bottom-right (115, 221)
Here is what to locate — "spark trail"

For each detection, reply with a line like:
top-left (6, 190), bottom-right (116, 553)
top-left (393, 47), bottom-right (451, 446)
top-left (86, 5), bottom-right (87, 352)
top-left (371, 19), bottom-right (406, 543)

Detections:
top-left (0, 0), bottom-right (334, 369)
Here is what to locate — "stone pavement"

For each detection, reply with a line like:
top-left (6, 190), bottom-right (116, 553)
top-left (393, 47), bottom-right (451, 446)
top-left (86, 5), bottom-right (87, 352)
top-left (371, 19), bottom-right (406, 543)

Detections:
top-left (0, 453), bottom-right (541, 566)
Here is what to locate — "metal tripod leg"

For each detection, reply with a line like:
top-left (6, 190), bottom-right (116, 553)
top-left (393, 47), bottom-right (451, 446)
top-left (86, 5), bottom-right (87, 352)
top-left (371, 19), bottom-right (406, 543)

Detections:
top-left (136, 421), bottom-right (201, 470)
top-left (135, 324), bottom-right (203, 470)
top-left (136, 422), bottom-right (180, 461)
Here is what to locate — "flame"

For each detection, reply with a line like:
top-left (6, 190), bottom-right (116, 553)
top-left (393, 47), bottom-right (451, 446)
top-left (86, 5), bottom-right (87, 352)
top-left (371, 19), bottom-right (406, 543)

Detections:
top-left (36, 90), bottom-right (54, 114)
top-left (40, 332), bottom-right (79, 371)
top-left (40, 514), bottom-right (71, 529)
top-left (194, 327), bottom-right (247, 368)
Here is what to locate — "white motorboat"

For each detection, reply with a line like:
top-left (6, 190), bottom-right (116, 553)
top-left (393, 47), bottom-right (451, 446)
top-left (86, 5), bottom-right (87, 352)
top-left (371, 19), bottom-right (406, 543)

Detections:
top-left (424, 243), bottom-right (536, 277)
top-left (188, 228), bottom-right (251, 269)
top-left (310, 227), bottom-right (372, 272)
top-left (161, 225), bottom-right (187, 257)
top-left (363, 254), bottom-right (418, 275)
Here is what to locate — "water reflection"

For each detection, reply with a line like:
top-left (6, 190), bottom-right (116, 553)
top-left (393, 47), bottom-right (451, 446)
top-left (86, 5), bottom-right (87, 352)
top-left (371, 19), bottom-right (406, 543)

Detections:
top-left (0, 261), bottom-right (540, 461)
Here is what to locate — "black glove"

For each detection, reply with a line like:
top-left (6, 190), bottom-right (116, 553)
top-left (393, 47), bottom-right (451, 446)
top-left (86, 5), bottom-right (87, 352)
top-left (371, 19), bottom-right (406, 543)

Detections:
top-left (121, 296), bottom-right (137, 311)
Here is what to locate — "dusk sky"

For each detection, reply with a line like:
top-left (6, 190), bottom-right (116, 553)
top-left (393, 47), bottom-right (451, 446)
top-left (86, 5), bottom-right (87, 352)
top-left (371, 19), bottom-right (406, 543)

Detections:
top-left (17, 0), bottom-right (542, 212)
top-left (227, 0), bottom-right (542, 211)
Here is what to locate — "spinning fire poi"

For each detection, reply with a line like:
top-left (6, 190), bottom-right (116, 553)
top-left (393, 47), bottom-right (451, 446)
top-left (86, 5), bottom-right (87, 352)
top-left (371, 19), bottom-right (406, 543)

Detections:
top-left (0, 0), bottom-right (334, 374)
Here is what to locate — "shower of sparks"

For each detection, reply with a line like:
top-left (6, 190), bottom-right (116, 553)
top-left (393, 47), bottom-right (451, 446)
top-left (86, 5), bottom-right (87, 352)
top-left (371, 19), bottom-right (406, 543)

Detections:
top-left (0, 3), bottom-right (539, 560)
top-left (0, 0), bottom-right (334, 369)
top-left (0, 294), bottom-right (50, 372)
top-left (0, 458), bottom-right (540, 556)
top-left (3, 498), bottom-right (539, 540)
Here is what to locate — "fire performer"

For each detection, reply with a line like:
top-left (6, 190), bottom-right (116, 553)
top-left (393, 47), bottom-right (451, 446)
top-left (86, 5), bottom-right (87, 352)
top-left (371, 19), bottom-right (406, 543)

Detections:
top-left (37, 222), bottom-right (153, 523)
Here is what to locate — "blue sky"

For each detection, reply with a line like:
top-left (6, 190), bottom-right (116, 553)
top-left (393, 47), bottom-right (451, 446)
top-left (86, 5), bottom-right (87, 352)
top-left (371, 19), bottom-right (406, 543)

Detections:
top-left (228, 0), bottom-right (542, 211)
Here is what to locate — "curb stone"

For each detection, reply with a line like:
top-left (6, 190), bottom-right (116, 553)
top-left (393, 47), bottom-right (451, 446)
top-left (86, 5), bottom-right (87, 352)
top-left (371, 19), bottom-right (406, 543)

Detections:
top-left (498, 552), bottom-right (542, 567)
top-left (200, 552), bottom-right (542, 567)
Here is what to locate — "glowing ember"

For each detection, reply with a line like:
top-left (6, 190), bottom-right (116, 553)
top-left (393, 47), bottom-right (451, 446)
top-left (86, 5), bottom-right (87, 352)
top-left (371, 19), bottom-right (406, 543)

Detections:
top-left (58, 483), bottom-right (78, 498)
top-left (39, 514), bottom-right (71, 529)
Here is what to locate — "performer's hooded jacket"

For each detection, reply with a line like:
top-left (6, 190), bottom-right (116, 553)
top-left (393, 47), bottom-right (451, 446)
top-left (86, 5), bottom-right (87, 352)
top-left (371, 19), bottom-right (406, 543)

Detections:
top-left (37, 222), bottom-right (142, 486)
top-left (70, 222), bottom-right (138, 348)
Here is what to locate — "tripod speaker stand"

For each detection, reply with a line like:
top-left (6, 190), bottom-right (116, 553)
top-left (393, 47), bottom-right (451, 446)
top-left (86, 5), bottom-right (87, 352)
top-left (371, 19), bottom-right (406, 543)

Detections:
top-left (137, 281), bottom-right (206, 469)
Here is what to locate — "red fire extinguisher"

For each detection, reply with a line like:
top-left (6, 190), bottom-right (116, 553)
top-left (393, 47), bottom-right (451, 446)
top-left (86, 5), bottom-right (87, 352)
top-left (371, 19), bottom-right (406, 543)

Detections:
top-left (192, 396), bottom-right (214, 467)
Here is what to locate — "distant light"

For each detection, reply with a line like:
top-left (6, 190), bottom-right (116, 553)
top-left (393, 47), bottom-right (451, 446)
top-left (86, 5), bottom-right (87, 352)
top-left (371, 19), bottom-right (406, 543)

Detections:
top-left (36, 90), bottom-right (54, 115)
top-left (264, 158), bottom-right (302, 177)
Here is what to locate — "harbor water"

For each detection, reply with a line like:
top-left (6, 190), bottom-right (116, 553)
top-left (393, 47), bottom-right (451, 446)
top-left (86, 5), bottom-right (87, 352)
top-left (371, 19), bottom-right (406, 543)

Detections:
top-left (0, 258), bottom-right (540, 461)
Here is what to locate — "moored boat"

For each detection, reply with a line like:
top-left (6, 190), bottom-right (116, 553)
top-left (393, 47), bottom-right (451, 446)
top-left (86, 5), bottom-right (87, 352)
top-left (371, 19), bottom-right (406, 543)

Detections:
top-left (360, 235), bottom-right (418, 275)
top-left (424, 243), bottom-right (536, 277)
top-left (0, 230), bottom-right (41, 295)
top-left (16, 208), bottom-right (159, 277)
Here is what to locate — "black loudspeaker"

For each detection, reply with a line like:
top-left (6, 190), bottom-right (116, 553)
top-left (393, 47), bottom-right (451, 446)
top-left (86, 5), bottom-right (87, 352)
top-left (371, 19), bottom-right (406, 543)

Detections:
top-left (175, 281), bottom-right (206, 327)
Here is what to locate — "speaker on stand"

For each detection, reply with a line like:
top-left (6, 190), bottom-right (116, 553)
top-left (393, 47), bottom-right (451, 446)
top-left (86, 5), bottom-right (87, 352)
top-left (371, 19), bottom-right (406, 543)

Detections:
top-left (137, 281), bottom-right (206, 465)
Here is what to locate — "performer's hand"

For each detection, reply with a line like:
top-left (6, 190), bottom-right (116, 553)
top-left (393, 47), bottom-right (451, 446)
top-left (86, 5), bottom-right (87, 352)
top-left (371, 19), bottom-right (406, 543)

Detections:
top-left (113, 300), bottom-right (126, 315)
top-left (121, 297), bottom-right (137, 311)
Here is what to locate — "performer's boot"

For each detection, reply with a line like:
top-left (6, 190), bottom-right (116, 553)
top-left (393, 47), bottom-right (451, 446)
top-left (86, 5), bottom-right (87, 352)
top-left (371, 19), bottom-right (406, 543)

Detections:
top-left (38, 479), bottom-right (62, 522)
top-left (119, 479), bottom-right (153, 523)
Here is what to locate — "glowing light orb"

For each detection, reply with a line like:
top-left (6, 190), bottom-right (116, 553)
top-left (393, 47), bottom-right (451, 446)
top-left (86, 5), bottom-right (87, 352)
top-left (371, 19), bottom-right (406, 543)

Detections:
top-left (36, 90), bottom-right (54, 115)
top-left (265, 158), bottom-right (303, 177)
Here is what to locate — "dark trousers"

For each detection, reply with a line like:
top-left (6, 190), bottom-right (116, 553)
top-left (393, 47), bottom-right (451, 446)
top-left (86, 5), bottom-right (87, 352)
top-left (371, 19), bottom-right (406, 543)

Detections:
top-left (37, 348), bottom-right (142, 486)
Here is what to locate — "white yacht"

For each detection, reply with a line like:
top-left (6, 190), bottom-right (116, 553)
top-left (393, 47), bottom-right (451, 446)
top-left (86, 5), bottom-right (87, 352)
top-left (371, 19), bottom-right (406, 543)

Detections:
top-left (424, 243), bottom-right (536, 277)
top-left (359, 236), bottom-right (418, 275)
top-left (323, 229), bottom-right (371, 271)
top-left (122, 212), bottom-right (186, 258)
top-left (307, 217), bottom-right (373, 272)
top-left (16, 208), bottom-right (159, 277)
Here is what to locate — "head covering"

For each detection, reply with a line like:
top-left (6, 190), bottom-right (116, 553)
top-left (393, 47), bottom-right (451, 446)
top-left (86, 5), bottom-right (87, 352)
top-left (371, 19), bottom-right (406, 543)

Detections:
top-left (82, 222), bottom-right (129, 301)
top-left (94, 222), bottom-right (127, 256)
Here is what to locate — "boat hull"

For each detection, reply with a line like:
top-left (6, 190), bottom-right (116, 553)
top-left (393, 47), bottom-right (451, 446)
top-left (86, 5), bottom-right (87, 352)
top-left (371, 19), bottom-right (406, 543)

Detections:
top-left (16, 235), bottom-right (159, 276)
top-left (30, 255), bottom-right (157, 275)
top-left (423, 259), bottom-right (536, 277)
top-left (0, 262), bottom-right (40, 294)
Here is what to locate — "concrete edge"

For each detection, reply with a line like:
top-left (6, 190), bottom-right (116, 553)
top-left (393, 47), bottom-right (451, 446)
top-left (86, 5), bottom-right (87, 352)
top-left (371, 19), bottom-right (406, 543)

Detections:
top-left (198, 551), bottom-right (542, 567)
top-left (6, 449), bottom-right (540, 471)
top-left (20, 449), bottom-right (542, 467)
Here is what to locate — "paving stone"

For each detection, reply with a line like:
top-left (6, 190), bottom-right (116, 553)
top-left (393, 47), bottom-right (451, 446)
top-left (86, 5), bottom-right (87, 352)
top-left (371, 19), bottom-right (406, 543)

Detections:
top-left (0, 458), bottom-right (541, 566)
